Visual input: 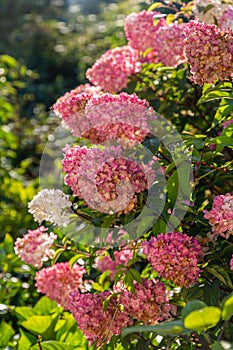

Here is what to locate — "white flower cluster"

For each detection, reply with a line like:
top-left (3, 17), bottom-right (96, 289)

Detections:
top-left (28, 189), bottom-right (72, 227)
top-left (193, 0), bottom-right (229, 24)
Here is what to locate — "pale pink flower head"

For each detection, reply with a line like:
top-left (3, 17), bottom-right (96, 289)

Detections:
top-left (52, 84), bottom-right (102, 137)
top-left (203, 193), bottom-right (233, 239)
top-left (142, 232), bottom-right (203, 288)
top-left (184, 20), bottom-right (233, 85)
top-left (219, 7), bottom-right (233, 30)
top-left (14, 226), bottom-right (57, 268)
top-left (124, 10), bottom-right (167, 52)
top-left (69, 291), bottom-right (132, 346)
top-left (155, 23), bottom-right (186, 67)
top-left (115, 279), bottom-right (171, 324)
top-left (86, 45), bottom-right (141, 93)
top-left (35, 262), bottom-right (86, 310)
top-left (84, 92), bottom-right (154, 146)
top-left (95, 248), bottom-right (133, 280)
top-left (193, 0), bottom-right (229, 24)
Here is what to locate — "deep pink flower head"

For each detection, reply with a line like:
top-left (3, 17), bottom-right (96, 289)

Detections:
top-left (115, 278), bottom-right (171, 324)
top-left (124, 10), bottom-right (167, 52)
top-left (35, 262), bottom-right (86, 310)
top-left (184, 20), bottom-right (233, 85)
top-left (52, 84), bottom-right (102, 137)
top-left (95, 248), bottom-right (133, 280)
top-left (86, 45), bottom-right (141, 93)
top-left (203, 193), bottom-right (233, 238)
top-left (155, 23), bottom-right (186, 67)
top-left (69, 291), bottom-right (132, 346)
top-left (62, 145), bottom-right (155, 214)
top-left (14, 226), bottom-right (57, 268)
top-left (142, 232), bottom-right (203, 288)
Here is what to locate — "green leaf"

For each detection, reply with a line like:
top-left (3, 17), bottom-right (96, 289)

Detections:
top-left (147, 2), bottom-right (164, 11)
top-left (55, 313), bottom-right (88, 347)
top-left (222, 293), bottom-right (233, 321)
top-left (34, 296), bottom-right (62, 315)
top-left (122, 320), bottom-right (189, 337)
top-left (51, 248), bottom-right (64, 265)
top-left (0, 320), bottom-right (15, 347)
top-left (21, 314), bottom-right (59, 339)
top-left (3, 233), bottom-right (14, 254)
top-left (18, 329), bottom-right (37, 350)
top-left (205, 266), bottom-right (233, 288)
top-left (198, 83), bottom-right (233, 105)
top-left (167, 170), bottom-right (178, 208)
top-left (69, 253), bottom-right (87, 270)
top-left (15, 306), bottom-right (37, 321)
top-left (181, 300), bottom-right (207, 319)
top-left (30, 340), bottom-right (77, 350)
top-left (129, 269), bottom-right (142, 285)
top-left (184, 306), bottom-right (221, 332)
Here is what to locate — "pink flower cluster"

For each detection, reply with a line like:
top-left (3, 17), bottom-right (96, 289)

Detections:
top-left (62, 144), bottom-right (154, 214)
top-left (54, 90), bottom-right (153, 145)
top-left (86, 45), bottom-right (141, 93)
top-left (52, 84), bottom-right (102, 137)
top-left (14, 226), bottom-right (57, 268)
top-left (69, 291), bottom-right (132, 346)
top-left (142, 232), bottom-right (203, 288)
top-left (184, 20), bottom-right (233, 85)
top-left (124, 10), bottom-right (166, 52)
top-left (95, 248), bottom-right (133, 280)
top-left (95, 157), bottom-right (148, 201)
top-left (35, 262), bottom-right (87, 310)
top-left (203, 193), bottom-right (233, 239)
top-left (84, 92), bottom-right (153, 146)
top-left (219, 7), bottom-right (233, 30)
top-left (154, 23), bottom-right (186, 67)
top-left (115, 279), bottom-right (171, 324)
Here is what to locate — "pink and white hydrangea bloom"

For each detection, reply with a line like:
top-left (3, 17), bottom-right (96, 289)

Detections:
top-left (14, 226), bottom-right (57, 268)
top-left (142, 232), bottom-right (203, 288)
top-left (62, 144), bottom-right (155, 214)
top-left (28, 189), bottom-right (72, 227)
top-left (203, 193), bottom-right (233, 238)
top-left (35, 262), bottom-right (87, 310)
top-left (184, 20), bottom-right (233, 85)
top-left (84, 92), bottom-right (154, 146)
top-left (54, 90), bottom-right (154, 146)
top-left (86, 45), bottom-right (141, 93)
top-left (124, 10), bottom-right (167, 53)
top-left (69, 291), bottom-right (132, 346)
top-left (52, 84), bottom-right (102, 137)
top-left (154, 23), bottom-right (186, 67)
